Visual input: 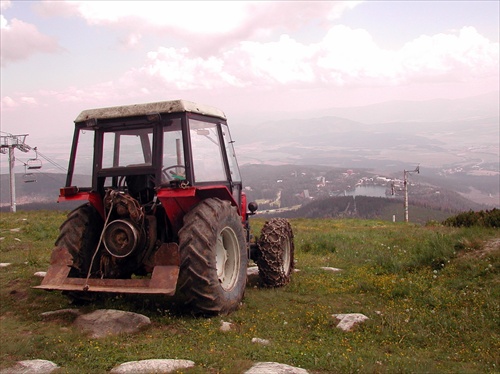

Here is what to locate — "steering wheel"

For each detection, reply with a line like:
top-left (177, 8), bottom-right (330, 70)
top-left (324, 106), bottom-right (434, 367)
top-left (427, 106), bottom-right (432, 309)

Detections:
top-left (162, 165), bottom-right (186, 181)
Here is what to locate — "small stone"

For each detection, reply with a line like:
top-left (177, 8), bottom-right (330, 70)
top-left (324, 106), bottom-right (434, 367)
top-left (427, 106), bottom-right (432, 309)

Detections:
top-left (40, 309), bottom-right (82, 319)
top-left (321, 267), bottom-right (342, 272)
top-left (34, 271), bottom-right (47, 278)
top-left (10, 228), bottom-right (21, 232)
top-left (110, 359), bottom-right (195, 374)
top-left (252, 337), bottom-right (270, 346)
top-left (0, 263), bottom-right (12, 268)
top-left (245, 362), bottom-right (309, 374)
top-left (220, 321), bottom-right (234, 332)
top-left (333, 313), bottom-right (369, 331)
top-left (1, 359), bottom-right (59, 374)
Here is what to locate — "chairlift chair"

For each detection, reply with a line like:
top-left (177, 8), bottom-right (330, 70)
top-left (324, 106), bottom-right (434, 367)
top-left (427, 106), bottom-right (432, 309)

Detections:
top-left (23, 164), bottom-right (36, 183)
top-left (27, 147), bottom-right (42, 169)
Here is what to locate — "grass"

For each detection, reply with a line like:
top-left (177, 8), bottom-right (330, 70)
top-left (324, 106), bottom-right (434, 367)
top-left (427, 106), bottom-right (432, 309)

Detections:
top-left (0, 211), bottom-right (499, 373)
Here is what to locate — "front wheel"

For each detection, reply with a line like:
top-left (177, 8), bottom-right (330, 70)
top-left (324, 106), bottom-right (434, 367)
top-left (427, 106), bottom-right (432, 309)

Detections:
top-left (177, 198), bottom-right (248, 315)
top-left (256, 218), bottom-right (294, 287)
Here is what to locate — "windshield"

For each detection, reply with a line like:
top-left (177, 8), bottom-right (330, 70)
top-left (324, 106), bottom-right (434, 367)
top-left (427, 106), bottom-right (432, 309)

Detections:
top-left (189, 119), bottom-right (227, 182)
top-left (102, 127), bottom-right (153, 168)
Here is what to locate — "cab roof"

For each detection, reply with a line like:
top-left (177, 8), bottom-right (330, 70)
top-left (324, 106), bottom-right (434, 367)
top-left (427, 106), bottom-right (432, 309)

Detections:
top-left (74, 99), bottom-right (227, 123)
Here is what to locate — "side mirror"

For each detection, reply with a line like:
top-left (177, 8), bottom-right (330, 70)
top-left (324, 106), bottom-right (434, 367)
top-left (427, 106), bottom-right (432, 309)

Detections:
top-left (248, 201), bottom-right (258, 214)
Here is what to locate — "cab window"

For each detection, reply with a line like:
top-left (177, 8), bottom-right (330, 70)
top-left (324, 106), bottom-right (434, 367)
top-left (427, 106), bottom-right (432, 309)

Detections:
top-left (189, 119), bottom-right (226, 182)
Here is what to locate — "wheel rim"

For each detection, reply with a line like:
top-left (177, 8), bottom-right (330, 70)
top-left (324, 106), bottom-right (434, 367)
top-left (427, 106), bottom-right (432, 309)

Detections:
top-left (216, 226), bottom-right (240, 291)
top-left (282, 236), bottom-right (291, 275)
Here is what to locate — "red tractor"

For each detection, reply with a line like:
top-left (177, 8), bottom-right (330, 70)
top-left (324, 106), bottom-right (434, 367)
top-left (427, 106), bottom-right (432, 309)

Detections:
top-left (36, 100), bottom-right (294, 315)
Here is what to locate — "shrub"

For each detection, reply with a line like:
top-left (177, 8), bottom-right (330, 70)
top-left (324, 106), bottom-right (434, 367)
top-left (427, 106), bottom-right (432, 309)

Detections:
top-left (443, 208), bottom-right (500, 228)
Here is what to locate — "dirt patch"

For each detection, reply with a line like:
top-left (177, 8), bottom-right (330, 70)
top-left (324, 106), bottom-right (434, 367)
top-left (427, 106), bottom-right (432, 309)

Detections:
top-left (461, 238), bottom-right (500, 259)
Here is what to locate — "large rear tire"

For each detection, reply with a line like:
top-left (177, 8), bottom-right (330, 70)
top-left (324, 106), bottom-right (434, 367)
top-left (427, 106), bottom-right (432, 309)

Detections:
top-left (256, 218), bottom-right (294, 287)
top-left (55, 203), bottom-right (104, 278)
top-left (177, 198), bottom-right (247, 315)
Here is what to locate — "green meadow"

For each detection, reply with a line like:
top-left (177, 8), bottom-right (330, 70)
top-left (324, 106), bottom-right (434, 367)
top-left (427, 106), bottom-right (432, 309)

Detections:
top-left (0, 210), bottom-right (498, 373)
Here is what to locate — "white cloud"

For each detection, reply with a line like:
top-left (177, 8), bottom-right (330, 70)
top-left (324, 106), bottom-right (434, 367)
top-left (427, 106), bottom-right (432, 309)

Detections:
top-left (36, 1), bottom-right (362, 53)
top-left (238, 35), bottom-right (317, 85)
top-left (38, 1), bottom-right (254, 33)
top-left (19, 96), bottom-right (38, 105)
top-left (0, 0), bottom-right (11, 11)
top-left (1, 96), bottom-right (17, 109)
top-left (134, 47), bottom-right (246, 90)
top-left (0, 17), bottom-right (63, 66)
top-left (120, 33), bottom-right (142, 49)
top-left (0, 14), bottom-right (7, 29)
top-left (1, 0), bottom-right (11, 29)
top-left (126, 25), bottom-right (498, 91)
top-left (1, 15), bottom-right (497, 110)
top-left (399, 27), bottom-right (499, 82)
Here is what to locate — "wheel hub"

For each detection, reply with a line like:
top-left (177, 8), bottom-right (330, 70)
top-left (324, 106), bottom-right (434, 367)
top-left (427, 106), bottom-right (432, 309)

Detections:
top-left (216, 226), bottom-right (240, 291)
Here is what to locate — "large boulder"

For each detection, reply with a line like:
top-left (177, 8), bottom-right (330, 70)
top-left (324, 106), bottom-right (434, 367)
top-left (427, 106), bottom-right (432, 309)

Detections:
top-left (110, 359), bottom-right (195, 374)
top-left (74, 309), bottom-right (151, 338)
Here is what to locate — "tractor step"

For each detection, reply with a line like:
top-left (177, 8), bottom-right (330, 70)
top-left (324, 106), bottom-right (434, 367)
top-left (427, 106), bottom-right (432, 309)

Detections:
top-left (33, 244), bottom-right (180, 295)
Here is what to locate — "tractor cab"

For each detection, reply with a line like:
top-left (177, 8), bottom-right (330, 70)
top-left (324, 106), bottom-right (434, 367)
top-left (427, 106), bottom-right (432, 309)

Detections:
top-left (63, 100), bottom-right (243, 218)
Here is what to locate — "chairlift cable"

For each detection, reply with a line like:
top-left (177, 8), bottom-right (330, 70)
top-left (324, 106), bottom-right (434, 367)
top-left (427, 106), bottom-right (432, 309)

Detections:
top-left (34, 150), bottom-right (67, 172)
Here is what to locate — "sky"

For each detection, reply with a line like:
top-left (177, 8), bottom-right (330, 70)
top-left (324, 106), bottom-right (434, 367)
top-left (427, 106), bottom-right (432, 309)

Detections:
top-left (0, 0), bottom-right (499, 172)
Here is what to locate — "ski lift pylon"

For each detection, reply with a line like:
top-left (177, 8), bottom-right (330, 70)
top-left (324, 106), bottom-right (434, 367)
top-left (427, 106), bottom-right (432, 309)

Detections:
top-left (27, 147), bottom-right (42, 169)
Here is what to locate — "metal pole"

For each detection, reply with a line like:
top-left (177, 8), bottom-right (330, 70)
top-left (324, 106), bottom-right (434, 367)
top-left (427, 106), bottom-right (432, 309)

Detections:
top-left (404, 170), bottom-right (408, 223)
top-left (8, 146), bottom-right (16, 213)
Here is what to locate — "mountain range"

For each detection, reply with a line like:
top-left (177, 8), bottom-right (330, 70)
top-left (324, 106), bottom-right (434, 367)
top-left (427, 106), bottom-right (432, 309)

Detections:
top-left (1, 91), bottom-right (498, 210)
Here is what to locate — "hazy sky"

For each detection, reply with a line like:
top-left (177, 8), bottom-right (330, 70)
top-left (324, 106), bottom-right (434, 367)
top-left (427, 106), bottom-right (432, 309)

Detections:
top-left (1, 0), bottom-right (499, 156)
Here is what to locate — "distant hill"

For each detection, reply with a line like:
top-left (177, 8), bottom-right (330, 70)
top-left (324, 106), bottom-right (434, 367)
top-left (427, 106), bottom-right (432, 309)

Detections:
top-left (233, 92), bottom-right (499, 208)
top-left (0, 173), bottom-right (85, 212)
top-left (1, 162), bottom-right (496, 217)
top-left (271, 195), bottom-right (463, 225)
top-left (300, 91), bottom-right (500, 124)
top-left (2, 92), bottom-right (497, 211)
top-left (241, 164), bottom-right (488, 224)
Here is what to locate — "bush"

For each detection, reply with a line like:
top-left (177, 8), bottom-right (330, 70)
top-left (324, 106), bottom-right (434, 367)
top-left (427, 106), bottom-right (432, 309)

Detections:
top-left (442, 208), bottom-right (500, 228)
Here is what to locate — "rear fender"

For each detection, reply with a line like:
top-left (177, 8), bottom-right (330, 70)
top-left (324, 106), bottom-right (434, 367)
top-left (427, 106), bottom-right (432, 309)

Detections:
top-left (157, 185), bottom-right (238, 233)
top-left (58, 191), bottom-right (105, 219)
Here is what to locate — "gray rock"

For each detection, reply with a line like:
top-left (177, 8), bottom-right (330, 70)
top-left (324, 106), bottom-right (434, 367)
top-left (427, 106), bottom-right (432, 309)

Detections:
top-left (251, 337), bottom-right (270, 345)
top-left (74, 309), bottom-right (151, 338)
top-left (0, 263), bottom-right (12, 268)
top-left (33, 271), bottom-right (47, 278)
top-left (110, 359), bottom-right (195, 373)
top-left (220, 320), bottom-right (234, 332)
top-left (0, 359), bottom-right (59, 374)
top-left (321, 267), bottom-right (342, 272)
top-left (245, 362), bottom-right (309, 374)
top-left (332, 313), bottom-right (369, 331)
